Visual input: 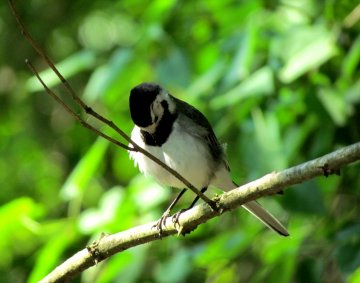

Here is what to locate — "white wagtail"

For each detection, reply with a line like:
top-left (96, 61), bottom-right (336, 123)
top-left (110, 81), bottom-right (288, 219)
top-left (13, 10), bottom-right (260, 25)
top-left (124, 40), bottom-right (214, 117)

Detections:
top-left (129, 82), bottom-right (289, 236)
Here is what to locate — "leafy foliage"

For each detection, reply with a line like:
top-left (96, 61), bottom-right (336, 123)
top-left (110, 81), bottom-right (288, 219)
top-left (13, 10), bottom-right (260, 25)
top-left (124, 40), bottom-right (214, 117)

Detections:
top-left (1, 0), bottom-right (360, 282)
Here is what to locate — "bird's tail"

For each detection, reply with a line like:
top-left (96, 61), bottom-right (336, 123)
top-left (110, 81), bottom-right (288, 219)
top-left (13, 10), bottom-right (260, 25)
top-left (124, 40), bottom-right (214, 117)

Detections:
top-left (242, 201), bottom-right (289, 236)
top-left (211, 167), bottom-right (289, 236)
top-left (231, 178), bottom-right (289, 236)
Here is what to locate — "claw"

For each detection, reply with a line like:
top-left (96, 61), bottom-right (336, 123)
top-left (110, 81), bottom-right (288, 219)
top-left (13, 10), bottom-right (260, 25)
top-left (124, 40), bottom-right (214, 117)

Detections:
top-left (171, 208), bottom-right (186, 227)
top-left (153, 209), bottom-right (170, 236)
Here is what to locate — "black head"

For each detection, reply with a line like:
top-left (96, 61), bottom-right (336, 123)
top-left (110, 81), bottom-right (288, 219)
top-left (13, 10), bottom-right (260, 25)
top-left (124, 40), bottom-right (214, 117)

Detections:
top-left (129, 83), bottom-right (161, 127)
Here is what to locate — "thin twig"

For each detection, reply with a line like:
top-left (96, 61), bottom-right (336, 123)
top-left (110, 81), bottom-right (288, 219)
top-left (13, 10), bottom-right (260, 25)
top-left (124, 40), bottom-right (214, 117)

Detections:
top-left (26, 60), bottom-right (133, 151)
top-left (8, 0), bottom-right (214, 207)
top-left (38, 142), bottom-right (360, 283)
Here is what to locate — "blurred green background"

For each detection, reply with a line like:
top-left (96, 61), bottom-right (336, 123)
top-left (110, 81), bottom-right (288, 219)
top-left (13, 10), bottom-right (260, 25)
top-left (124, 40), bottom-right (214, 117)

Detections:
top-left (1, 0), bottom-right (360, 282)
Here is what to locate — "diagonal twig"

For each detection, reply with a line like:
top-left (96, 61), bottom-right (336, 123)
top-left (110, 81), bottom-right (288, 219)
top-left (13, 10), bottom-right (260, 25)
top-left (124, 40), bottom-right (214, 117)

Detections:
top-left (8, 0), bottom-right (215, 207)
top-left (26, 60), bottom-right (133, 151)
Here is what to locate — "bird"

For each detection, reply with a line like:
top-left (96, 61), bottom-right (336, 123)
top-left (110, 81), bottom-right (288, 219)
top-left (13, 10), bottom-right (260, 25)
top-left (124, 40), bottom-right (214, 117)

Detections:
top-left (128, 82), bottom-right (289, 236)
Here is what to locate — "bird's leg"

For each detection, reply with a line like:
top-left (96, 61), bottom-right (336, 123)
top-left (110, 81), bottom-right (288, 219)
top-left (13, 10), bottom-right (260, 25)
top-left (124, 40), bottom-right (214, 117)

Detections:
top-left (154, 188), bottom-right (187, 235)
top-left (172, 187), bottom-right (208, 225)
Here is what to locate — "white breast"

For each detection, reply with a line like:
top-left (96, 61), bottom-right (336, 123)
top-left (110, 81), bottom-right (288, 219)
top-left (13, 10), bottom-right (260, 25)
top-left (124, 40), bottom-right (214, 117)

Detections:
top-left (129, 121), bottom-right (213, 190)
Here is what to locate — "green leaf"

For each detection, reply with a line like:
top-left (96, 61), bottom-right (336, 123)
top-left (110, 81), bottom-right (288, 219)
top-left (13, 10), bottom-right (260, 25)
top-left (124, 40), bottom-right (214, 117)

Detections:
top-left (184, 61), bottom-right (226, 102)
top-left (154, 247), bottom-right (192, 283)
top-left (283, 115), bottom-right (318, 161)
top-left (27, 223), bottom-right (78, 283)
top-left (79, 12), bottom-right (139, 51)
top-left (342, 35), bottom-right (360, 79)
top-left (282, 181), bottom-right (326, 214)
top-left (334, 224), bottom-right (360, 274)
top-left (78, 188), bottom-right (124, 234)
top-left (345, 78), bottom-right (360, 104)
top-left (222, 19), bottom-right (258, 87)
top-left (195, 229), bottom-right (260, 267)
top-left (143, 0), bottom-right (177, 23)
top-left (349, 267), bottom-right (360, 283)
top-left (252, 108), bottom-right (287, 171)
top-left (26, 50), bottom-right (96, 92)
top-left (91, 246), bottom-right (148, 283)
top-left (129, 176), bottom-right (169, 214)
top-left (156, 47), bottom-right (190, 88)
top-left (278, 26), bottom-right (337, 83)
top-left (0, 198), bottom-right (43, 270)
top-left (210, 66), bottom-right (274, 109)
top-left (61, 137), bottom-right (109, 201)
top-left (83, 49), bottom-right (134, 103)
top-left (317, 88), bottom-right (349, 126)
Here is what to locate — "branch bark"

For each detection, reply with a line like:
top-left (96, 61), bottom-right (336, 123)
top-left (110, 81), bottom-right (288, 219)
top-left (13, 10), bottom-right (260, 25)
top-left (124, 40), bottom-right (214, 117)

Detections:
top-left (39, 142), bottom-right (360, 283)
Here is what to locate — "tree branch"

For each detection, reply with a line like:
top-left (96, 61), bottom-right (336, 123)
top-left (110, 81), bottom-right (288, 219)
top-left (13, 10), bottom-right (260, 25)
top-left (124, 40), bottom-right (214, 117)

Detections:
top-left (39, 142), bottom-right (360, 283)
top-left (8, 1), bottom-right (360, 282)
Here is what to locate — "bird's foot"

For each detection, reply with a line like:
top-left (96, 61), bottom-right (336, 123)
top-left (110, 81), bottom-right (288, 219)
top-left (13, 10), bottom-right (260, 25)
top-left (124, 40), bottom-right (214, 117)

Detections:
top-left (171, 209), bottom-right (186, 227)
top-left (171, 209), bottom-right (187, 236)
top-left (209, 199), bottom-right (220, 212)
top-left (153, 209), bottom-right (170, 237)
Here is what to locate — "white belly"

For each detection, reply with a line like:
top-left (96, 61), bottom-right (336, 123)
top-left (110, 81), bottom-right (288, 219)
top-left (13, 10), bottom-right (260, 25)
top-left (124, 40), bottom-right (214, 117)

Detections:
top-left (129, 122), bottom-right (213, 189)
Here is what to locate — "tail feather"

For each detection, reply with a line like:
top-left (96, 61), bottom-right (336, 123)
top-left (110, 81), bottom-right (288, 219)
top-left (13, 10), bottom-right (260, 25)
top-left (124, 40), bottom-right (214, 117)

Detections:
top-left (242, 201), bottom-right (289, 236)
top-left (211, 166), bottom-right (289, 236)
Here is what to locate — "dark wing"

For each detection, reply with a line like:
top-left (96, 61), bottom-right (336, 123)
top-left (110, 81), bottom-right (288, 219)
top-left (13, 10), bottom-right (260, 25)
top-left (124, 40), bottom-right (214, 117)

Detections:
top-left (173, 96), bottom-right (224, 162)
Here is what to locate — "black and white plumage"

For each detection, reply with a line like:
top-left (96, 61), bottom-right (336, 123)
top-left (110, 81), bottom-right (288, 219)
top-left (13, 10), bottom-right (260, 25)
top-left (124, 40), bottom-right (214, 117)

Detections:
top-left (129, 82), bottom-right (289, 236)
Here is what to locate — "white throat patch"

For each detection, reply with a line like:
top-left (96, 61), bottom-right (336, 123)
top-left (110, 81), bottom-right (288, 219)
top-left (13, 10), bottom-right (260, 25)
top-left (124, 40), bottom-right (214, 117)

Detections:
top-left (141, 90), bottom-right (175, 134)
